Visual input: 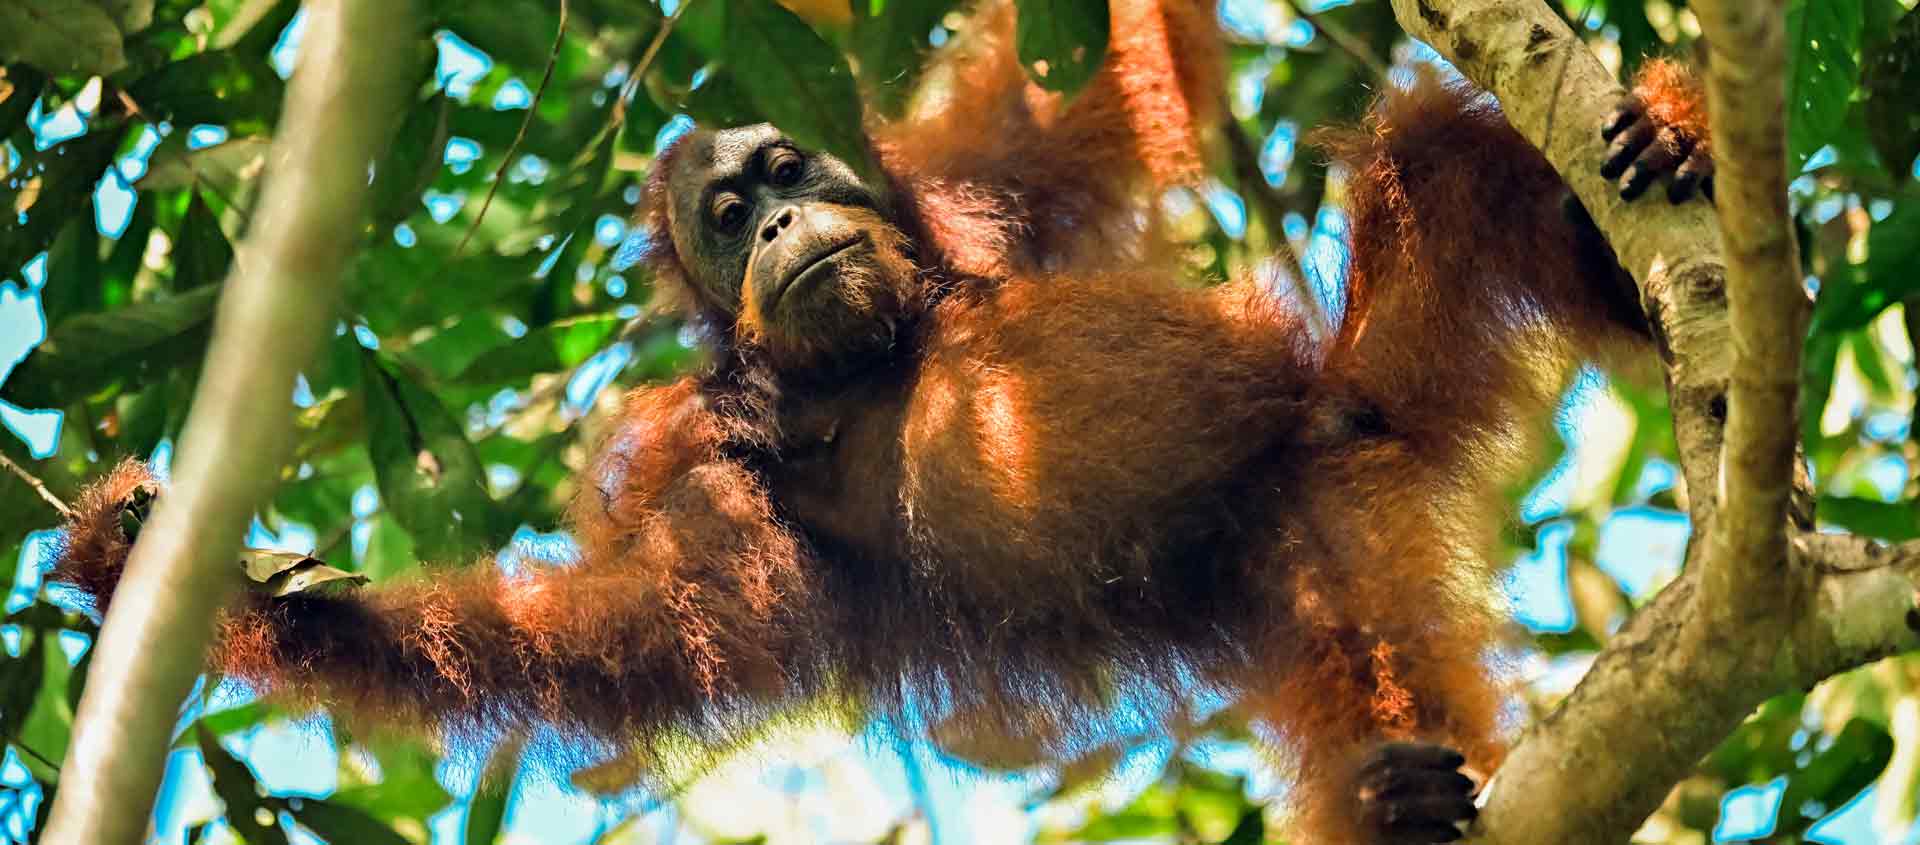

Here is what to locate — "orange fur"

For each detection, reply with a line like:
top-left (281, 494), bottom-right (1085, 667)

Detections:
top-left (46, 10), bottom-right (1712, 844)
top-left (1634, 58), bottom-right (1709, 152)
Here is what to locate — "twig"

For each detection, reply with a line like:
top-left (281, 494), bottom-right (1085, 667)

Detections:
top-left (609, 0), bottom-right (698, 137)
top-left (453, 0), bottom-right (570, 258)
top-left (0, 453), bottom-right (71, 518)
top-left (1220, 113), bottom-right (1328, 339)
top-left (1281, 0), bottom-right (1391, 82)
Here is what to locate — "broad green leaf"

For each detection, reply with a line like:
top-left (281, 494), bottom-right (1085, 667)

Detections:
top-left (173, 191), bottom-right (236, 291)
top-left (0, 283), bottom-right (219, 408)
top-left (16, 632), bottom-right (73, 783)
top-left (0, 634), bottom-right (47, 746)
top-left (717, 0), bottom-right (876, 179)
top-left (1863, 8), bottom-right (1920, 180)
top-left (464, 783), bottom-right (510, 845)
top-left (0, 1), bottom-right (126, 75)
top-left (174, 701), bottom-right (279, 749)
top-left (139, 136), bottom-right (272, 194)
top-left (0, 65), bottom-right (49, 135)
top-left (358, 514), bottom-right (419, 584)
top-left (1809, 200), bottom-right (1920, 331)
top-left (374, 93), bottom-right (454, 229)
top-left (434, 0), bottom-right (562, 72)
top-left (1817, 495), bottom-right (1920, 540)
top-left (100, 0), bottom-right (155, 33)
top-left (1786, 0), bottom-right (1864, 171)
top-left (127, 50), bottom-right (286, 135)
top-left (290, 799), bottom-right (412, 845)
top-left (0, 129), bottom-right (127, 279)
top-left (197, 725), bottom-right (292, 845)
top-left (1778, 719), bottom-right (1894, 837)
top-left (38, 217), bottom-right (103, 328)
top-left (360, 352), bottom-right (505, 563)
top-left (679, 69), bottom-right (760, 131)
top-left (330, 740), bottom-right (454, 828)
top-left (457, 313), bottom-right (622, 382)
top-left (851, 0), bottom-right (957, 116)
top-left (1014, 0), bottom-right (1109, 96)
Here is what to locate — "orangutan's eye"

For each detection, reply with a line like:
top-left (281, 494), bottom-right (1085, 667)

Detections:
top-left (711, 193), bottom-right (748, 233)
top-left (768, 150), bottom-right (804, 187)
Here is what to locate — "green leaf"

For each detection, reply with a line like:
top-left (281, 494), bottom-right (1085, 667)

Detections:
top-left (1810, 199), bottom-right (1920, 331)
top-left (373, 93), bottom-right (454, 229)
top-left (1014, 0), bottom-right (1109, 96)
top-left (464, 780), bottom-right (511, 845)
top-left (173, 192), bottom-right (236, 291)
top-left (0, 635), bottom-right (47, 746)
top-left (360, 352), bottom-right (505, 563)
top-left (0, 1), bottom-right (126, 75)
top-left (1863, 8), bottom-right (1920, 180)
top-left (0, 283), bottom-right (219, 408)
top-left (127, 50), bottom-right (286, 135)
top-left (16, 633), bottom-right (74, 783)
top-left (175, 701), bottom-right (279, 749)
top-left (679, 68), bottom-right (760, 131)
top-left (457, 313), bottom-right (622, 383)
top-left (196, 725), bottom-right (292, 845)
top-left (0, 129), bottom-right (127, 279)
top-left (355, 515), bottom-right (418, 583)
top-left (330, 740), bottom-right (454, 827)
top-left (290, 799), bottom-right (411, 845)
top-left (138, 136), bottom-right (272, 193)
top-left (239, 549), bottom-right (370, 597)
top-left (434, 0), bottom-right (562, 72)
top-left (1786, 0), bottom-right (1864, 171)
top-left (717, 0), bottom-right (876, 179)
top-left (1817, 496), bottom-right (1920, 540)
top-left (0, 65), bottom-right (50, 135)
top-left (1779, 719), bottom-right (1893, 836)
top-left (851, 0), bottom-right (957, 116)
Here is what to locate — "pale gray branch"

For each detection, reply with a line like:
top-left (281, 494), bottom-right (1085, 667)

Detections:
top-left (1692, 0), bottom-right (1807, 628)
top-left (38, 2), bottom-right (418, 843)
top-left (1385, 1), bottom-right (1864, 843)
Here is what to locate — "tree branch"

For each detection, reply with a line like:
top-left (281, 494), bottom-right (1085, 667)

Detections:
top-left (37, 2), bottom-right (418, 843)
top-left (1692, 0), bottom-right (1807, 626)
top-left (1385, 1), bottom-right (1897, 842)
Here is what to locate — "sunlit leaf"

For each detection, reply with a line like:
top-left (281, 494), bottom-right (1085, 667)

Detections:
top-left (239, 549), bottom-right (370, 597)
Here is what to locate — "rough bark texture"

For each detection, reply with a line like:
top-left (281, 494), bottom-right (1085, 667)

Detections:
top-left (37, 3), bottom-right (417, 843)
top-left (1389, 1), bottom-right (1917, 843)
top-left (1693, 0), bottom-right (1807, 629)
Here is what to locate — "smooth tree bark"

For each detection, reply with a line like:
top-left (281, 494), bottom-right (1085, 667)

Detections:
top-left (1387, 1), bottom-right (1920, 842)
top-left (38, 2), bottom-right (417, 843)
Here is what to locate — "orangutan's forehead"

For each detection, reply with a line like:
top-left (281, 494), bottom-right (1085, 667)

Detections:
top-left (667, 125), bottom-right (784, 198)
